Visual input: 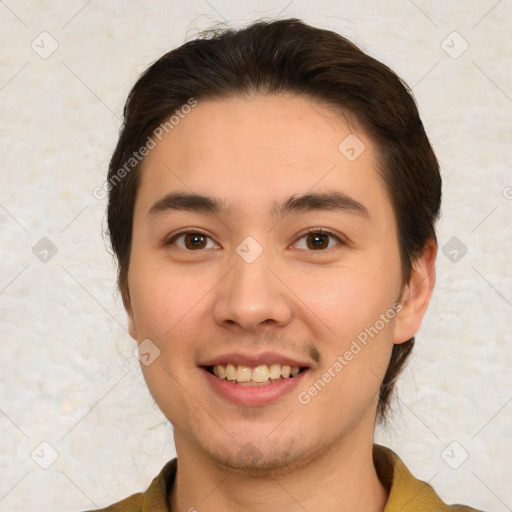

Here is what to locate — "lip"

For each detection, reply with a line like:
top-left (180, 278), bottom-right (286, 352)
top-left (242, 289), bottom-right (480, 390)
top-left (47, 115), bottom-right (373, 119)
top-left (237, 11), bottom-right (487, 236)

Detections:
top-left (202, 366), bottom-right (309, 406)
top-left (199, 351), bottom-right (312, 368)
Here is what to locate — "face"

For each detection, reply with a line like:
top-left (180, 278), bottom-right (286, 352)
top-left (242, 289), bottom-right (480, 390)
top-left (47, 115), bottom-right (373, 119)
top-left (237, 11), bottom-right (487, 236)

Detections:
top-left (125, 94), bottom-right (429, 473)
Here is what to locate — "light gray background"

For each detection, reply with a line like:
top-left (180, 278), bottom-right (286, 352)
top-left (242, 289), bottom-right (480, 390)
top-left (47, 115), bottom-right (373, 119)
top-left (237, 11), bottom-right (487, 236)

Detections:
top-left (1, 1), bottom-right (511, 511)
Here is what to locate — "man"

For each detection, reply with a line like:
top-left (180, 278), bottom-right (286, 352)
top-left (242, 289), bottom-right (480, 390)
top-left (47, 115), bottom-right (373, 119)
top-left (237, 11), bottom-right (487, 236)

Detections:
top-left (92, 18), bottom-right (482, 511)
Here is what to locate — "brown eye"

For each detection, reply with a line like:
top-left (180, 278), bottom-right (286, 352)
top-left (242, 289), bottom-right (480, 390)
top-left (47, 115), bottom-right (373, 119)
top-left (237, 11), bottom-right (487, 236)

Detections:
top-left (306, 233), bottom-right (330, 250)
top-left (184, 233), bottom-right (207, 249)
top-left (293, 230), bottom-right (342, 251)
top-left (170, 232), bottom-right (219, 250)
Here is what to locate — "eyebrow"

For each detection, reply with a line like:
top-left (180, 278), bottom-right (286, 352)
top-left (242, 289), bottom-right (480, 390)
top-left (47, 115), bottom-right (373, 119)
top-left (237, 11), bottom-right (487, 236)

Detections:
top-left (273, 191), bottom-right (369, 219)
top-left (148, 192), bottom-right (227, 216)
top-left (147, 190), bottom-right (369, 219)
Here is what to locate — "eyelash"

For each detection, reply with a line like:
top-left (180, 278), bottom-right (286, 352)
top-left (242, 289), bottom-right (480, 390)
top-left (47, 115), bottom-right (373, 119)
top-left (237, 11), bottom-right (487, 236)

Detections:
top-left (166, 227), bottom-right (344, 251)
top-left (167, 230), bottom-right (220, 250)
top-left (293, 227), bottom-right (344, 250)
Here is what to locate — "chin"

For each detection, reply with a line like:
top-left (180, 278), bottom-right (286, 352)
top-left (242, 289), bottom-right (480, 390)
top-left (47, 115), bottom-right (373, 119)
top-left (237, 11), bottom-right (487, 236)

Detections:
top-left (204, 436), bottom-right (320, 477)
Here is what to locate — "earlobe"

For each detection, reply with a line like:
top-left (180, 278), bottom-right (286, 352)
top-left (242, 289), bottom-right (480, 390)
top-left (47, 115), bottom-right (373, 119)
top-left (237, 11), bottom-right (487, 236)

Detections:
top-left (393, 239), bottom-right (437, 345)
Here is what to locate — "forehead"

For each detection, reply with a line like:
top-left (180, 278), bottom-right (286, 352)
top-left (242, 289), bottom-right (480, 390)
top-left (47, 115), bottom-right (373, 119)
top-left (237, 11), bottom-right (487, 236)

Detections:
top-left (136, 94), bottom-right (391, 219)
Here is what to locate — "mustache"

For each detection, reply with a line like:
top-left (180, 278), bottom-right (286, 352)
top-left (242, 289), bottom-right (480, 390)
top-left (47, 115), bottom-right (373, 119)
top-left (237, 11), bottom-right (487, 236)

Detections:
top-left (212, 330), bottom-right (322, 365)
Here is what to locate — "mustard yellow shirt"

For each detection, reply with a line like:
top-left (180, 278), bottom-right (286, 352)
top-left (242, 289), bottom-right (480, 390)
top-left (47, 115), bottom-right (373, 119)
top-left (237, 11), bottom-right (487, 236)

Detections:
top-left (87, 445), bottom-right (482, 511)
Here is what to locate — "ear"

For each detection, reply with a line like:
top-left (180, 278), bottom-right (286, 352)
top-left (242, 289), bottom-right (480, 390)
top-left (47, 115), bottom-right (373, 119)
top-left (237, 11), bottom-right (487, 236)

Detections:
top-left (120, 283), bottom-right (138, 341)
top-left (393, 239), bottom-right (437, 344)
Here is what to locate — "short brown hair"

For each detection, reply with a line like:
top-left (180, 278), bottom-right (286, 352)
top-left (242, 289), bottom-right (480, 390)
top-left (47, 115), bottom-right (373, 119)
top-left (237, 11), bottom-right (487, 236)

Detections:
top-left (107, 18), bottom-right (441, 422)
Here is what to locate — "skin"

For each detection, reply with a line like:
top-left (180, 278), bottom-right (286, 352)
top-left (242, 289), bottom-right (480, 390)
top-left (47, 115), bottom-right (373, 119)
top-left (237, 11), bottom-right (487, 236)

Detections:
top-left (124, 94), bottom-right (436, 512)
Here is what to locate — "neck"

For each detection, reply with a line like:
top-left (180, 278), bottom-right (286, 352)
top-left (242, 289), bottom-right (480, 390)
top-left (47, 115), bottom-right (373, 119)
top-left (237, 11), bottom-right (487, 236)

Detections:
top-left (169, 429), bottom-right (388, 512)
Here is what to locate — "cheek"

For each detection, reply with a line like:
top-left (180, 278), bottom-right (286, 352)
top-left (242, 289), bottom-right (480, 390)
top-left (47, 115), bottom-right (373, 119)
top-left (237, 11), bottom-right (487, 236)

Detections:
top-left (128, 256), bottom-right (216, 340)
top-left (292, 255), bottom-right (401, 343)
top-left (128, 260), bottom-right (214, 417)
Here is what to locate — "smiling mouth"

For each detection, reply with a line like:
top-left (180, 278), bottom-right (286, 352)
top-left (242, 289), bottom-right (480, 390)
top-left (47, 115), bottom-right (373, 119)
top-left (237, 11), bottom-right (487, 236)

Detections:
top-left (205, 363), bottom-right (308, 385)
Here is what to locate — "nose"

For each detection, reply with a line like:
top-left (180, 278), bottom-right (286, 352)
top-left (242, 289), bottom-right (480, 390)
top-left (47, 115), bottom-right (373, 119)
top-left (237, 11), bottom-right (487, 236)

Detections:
top-left (212, 248), bottom-right (292, 331)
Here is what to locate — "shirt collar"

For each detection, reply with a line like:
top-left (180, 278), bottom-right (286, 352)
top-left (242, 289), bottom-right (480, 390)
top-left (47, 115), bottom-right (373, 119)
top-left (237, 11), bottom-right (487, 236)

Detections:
top-left (138, 444), bottom-right (476, 511)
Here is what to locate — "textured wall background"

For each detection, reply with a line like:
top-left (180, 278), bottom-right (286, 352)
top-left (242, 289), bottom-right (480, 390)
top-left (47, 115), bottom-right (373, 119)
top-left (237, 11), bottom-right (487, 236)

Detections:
top-left (0, 1), bottom-right (511, 511)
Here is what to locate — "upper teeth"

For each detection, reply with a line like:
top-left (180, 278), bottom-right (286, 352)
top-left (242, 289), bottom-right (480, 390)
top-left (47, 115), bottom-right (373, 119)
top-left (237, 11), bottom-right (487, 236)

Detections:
top-left (213, 364), bottom-right (301, 383)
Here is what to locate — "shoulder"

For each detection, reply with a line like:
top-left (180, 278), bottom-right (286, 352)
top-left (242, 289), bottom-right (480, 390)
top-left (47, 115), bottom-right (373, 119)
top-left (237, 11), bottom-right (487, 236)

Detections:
top-left (80, 458), bottom-right (177, 512)
top-left (82, 492), bottom-right (144, 512)
top-left (374, 445), bottom-right (484, 512)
